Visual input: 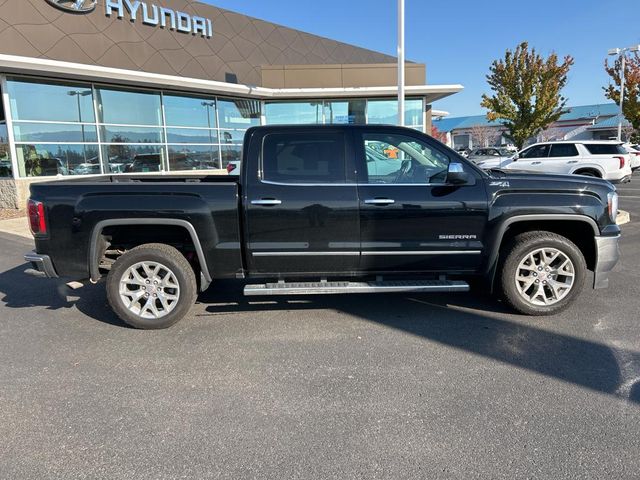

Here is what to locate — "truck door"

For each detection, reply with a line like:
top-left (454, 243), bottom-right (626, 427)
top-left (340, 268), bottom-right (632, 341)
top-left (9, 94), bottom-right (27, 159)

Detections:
top-left (355, 128), bottom-right (489, 273)
top-left (244, 128), bottom-right (360, 276)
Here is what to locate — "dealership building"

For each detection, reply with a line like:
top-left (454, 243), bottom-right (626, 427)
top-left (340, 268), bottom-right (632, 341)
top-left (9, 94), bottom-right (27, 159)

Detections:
top-left (0, 0), bottom-right (462, 208)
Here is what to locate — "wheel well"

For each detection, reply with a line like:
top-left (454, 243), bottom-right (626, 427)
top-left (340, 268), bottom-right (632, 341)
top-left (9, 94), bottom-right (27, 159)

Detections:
top-left (98, 225), bottom-right (201, 277)
top-left (499, 220), bottom-right (597, 271)
top-left (573, 168), bottom-right (602, 178)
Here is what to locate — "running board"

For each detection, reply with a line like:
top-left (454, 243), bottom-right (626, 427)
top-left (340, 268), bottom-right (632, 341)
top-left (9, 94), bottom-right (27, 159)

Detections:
top-left (243, 279), bottom-right (469, 296)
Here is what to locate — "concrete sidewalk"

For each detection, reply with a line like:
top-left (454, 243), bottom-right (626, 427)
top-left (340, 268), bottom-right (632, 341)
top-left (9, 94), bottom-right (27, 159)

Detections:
top-left (0, 216), bottom-right (31, 239)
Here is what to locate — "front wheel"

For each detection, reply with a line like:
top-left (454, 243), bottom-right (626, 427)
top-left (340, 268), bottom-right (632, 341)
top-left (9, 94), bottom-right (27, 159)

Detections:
top-left (499, 232), bottom-right (587, 316)
top-left (106, 243), bottom-right (197, 329)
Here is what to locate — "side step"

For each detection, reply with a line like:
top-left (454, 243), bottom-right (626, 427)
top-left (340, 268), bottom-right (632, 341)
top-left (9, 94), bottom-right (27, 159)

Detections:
top-left (244, 279), bottom-right (469, 296)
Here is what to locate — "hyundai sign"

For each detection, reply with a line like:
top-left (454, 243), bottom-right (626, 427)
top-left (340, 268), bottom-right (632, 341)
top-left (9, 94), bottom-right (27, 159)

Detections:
top-left (46, 0), bottom-right (213, 39)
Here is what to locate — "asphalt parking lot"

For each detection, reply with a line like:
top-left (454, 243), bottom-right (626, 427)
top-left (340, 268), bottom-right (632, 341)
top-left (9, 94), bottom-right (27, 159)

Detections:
top-left (1, 173), bottom-right (639, 479)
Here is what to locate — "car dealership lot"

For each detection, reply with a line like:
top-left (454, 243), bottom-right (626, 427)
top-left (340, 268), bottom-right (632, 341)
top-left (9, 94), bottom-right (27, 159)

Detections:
top-left (0, 174), bottom-right (639, 479)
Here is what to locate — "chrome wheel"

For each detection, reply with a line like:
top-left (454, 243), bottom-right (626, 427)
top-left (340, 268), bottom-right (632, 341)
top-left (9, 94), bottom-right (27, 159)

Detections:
top-left (119, 261), bottom-right (180, 319)
top-left (515, 247), bottom-right (575, 306)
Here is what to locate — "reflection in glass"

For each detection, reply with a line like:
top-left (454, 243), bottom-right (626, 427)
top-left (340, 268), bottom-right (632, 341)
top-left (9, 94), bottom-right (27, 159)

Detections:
top-left (16, 144), bottom-right (99, 177)
top-left (221, 144), bottom-right (242, 168)
top-left (96, 88), bottom-right (162, 126)
top-left (102, 145), bottom-right (164, 173)
top-left (367, 99), bottom-right (423, 127)
top-left (166, 128), bottom-right (218, 144)
top-left (100, 126), bottom-right (164, 144)
top-left (6, 78), bottom-right (95, 123)
top-left (218, 98), bottom-right (261, 129)
top-left (219, 129), bottom-right (245, 143)
top-left (0, 122), bottom-right (11, 178)
top-left (164, 95), bottom-right (217, 129)
top-left (13, 123), bottom-right (98, 143)
top-left (324, 100), bottom-right (366, 124)
top-left (168, 145), bottom-right (220, 171)
top-left (264, 102), bottom-right (323, 125)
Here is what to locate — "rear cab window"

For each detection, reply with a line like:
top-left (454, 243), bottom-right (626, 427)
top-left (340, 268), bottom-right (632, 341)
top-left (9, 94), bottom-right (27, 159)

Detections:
top-left (584, 144), bottom-right (626, 155)
top-left (261, 132), bottom-right (346, 184)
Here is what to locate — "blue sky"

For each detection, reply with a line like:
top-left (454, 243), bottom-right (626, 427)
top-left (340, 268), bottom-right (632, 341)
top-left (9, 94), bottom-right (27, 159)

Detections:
top-left (202, 0), bottom-right (640, 117)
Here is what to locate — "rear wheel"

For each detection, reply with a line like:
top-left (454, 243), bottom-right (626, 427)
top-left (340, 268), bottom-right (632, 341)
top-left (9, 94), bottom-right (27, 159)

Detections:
top-left (574, 169), bottom-right (600, 178)
top-left (106, 243), bottom-right (197, 329)
top-left (499, 232), bottom-right (586, 316)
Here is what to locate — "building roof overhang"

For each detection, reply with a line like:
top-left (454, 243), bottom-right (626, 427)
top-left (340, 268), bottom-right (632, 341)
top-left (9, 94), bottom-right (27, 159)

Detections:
top-left (0, 54), bottom-right (463, 103)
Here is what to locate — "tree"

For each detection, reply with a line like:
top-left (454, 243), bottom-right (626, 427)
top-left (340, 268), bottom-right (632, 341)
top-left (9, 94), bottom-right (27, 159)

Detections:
top-left (431, 125), bottom-right (448, 144)
top-left (481, 42), bottom-right (574, 149)
top-left (604, 53), bottom-right (640, 132)
top-left (470, 124), bottom-right (499, 148)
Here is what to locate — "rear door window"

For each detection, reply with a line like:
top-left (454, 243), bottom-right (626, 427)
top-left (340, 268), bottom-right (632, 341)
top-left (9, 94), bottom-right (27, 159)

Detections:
top-left (549, 144), bottom-right (579, 157)
top-left (262, 132), bottom-right (346, 184)
top-left (584, 144), bottom-right (626, 155)
top-left (520, 144), bottom-right (550, 158)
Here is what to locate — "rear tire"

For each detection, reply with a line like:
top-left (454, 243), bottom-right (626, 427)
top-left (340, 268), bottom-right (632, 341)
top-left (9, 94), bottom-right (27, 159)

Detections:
top-left (498, 231), bottom-right (586, 316)
top-left (106, 243), bottom-right (197, 329)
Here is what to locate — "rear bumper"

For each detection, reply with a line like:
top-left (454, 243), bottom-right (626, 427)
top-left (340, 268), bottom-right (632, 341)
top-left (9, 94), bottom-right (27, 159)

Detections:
top-left (24, 251), bottom-right (58, 279)
top-left (593, 235), bottom-right (620, 289)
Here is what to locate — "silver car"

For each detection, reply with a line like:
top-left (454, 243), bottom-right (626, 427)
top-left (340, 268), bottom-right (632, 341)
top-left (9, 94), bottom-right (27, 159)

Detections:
top-left (467, 147), bottom-right (514, 169)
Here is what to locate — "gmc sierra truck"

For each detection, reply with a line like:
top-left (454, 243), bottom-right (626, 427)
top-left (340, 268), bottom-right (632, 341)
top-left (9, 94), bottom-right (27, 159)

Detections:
top-left (24, 125), bottom-right (621, 329)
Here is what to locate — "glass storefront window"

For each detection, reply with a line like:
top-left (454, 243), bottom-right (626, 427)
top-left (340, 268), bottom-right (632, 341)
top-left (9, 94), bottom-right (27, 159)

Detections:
top-left (96, 88), bottom-right (162, 126)
top-left (367, 99), bottom-right (424, 128)
top-left (323, 100), bottom-right (366, 125)
top-left (7, 78), bottom-right (95, 123)
top-left (264, 102), bottom-right (323, 125)
top-left (164, 94), bottom-right (217, 129)
top-left (219, 129), bottom-right (245, 143)
top-left (100, 126), bottom-right (164, 144)
top-left (166, 128), bottom-right (218, 144)
top-left (16, 144), bottom-right (100, 177)
top-left (221, 144), bottom-right (242, 169)
top-left (0, 122), bottom-right (11, 178)
top-left (13, 122), bottom-right (98, 143)
top-left (168, 145), bottom-right (220, 171)
top-left (102, 145), bottom-right (164, 173)
top-left (218, 98), bottom-right (261, 129)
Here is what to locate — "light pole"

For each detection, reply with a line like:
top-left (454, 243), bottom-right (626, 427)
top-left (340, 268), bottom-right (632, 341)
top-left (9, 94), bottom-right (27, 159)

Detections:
top-left (397, 0), bottom-right (405, 127)
top-left (201, 101), bottom-right (216, 166)
top-left (67, 89), bottom-right (92, 168)
top-left (607, 45), bottom-right (640, 141)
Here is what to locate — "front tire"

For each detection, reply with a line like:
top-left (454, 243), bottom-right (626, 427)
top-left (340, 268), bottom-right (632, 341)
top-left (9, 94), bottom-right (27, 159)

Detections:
top-left (499, 232), bottom-right (587, 316)
top-left (106, 243), bottom-right (197, 329)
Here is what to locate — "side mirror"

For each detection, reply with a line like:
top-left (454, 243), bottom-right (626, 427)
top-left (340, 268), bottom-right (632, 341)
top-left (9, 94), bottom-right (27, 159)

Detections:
top-left (512, 153), bottom-right (519, 161)
top-left (447, 163), bottom-right (475, 185)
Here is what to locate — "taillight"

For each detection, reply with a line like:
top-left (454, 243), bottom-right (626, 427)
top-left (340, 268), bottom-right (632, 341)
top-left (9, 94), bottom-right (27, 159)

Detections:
top-left (615, 156), bottom-right (626, 169)
top-left (27, 199), bottom-right (47, 235)
top-left (226, 163), bottom-right (237, 174)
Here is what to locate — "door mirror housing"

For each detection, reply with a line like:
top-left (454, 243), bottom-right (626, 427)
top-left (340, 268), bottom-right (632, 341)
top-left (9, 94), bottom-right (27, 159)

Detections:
top-left (447, 163), bottom-right (475, 185)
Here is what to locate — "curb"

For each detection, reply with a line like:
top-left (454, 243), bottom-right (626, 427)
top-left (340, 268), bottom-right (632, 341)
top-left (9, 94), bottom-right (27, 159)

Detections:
top-left (0, 217), bottom-right (31, 239)
top-left (617, 210), bottom-right (631, 226)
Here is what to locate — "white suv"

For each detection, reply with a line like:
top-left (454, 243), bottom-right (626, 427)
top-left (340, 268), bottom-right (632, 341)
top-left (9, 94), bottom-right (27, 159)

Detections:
top-left (505, 141), bottom-right (632, 183)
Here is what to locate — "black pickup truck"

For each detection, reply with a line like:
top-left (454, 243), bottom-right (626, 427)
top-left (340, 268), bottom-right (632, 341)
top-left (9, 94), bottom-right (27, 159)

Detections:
top-left (24, 125), bottom-right (621, 329)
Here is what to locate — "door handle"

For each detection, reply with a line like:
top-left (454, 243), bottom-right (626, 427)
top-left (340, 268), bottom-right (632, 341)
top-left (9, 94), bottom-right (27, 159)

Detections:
top-left (364, 198), bottom-right (395, 205)
top-left (531, 161), bottom-right (542, 165)
top-left (251, 199), bottom-right (282, 206)
top-left (567, 160), bottom-right (578, 164)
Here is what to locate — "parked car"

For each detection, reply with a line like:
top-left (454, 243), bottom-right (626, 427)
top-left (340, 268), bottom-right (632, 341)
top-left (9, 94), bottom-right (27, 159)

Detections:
top-left (505, 141), bottom-right (632, 183)
top-left (622, 143), bottom-right (640, 171)
top-left (24, 125), bottom-right (620, 329)
top-left (467, 147), bottom-right (514, 169)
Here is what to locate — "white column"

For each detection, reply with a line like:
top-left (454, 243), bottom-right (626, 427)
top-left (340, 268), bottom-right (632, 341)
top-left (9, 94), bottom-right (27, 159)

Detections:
top-left (397, 0), bottom-right (405, 127)
top-left (0, 75), bottom-right (20, 181)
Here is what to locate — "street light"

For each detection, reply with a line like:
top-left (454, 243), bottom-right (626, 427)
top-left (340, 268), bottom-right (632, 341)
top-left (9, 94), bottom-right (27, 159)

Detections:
top-left (397, 0), bottom-right (405, 127)
top-left (67, 89), bottom-right (92, 168)
top-left (607, 45), bottom-right (640, 141)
